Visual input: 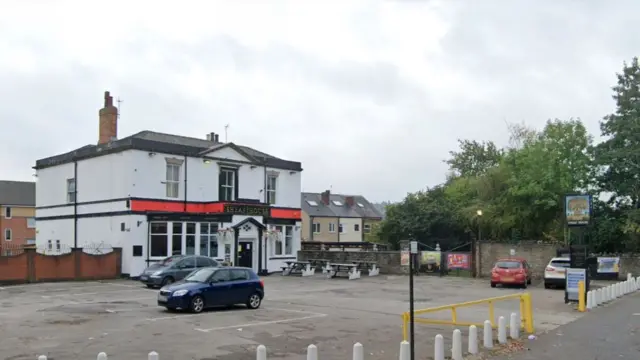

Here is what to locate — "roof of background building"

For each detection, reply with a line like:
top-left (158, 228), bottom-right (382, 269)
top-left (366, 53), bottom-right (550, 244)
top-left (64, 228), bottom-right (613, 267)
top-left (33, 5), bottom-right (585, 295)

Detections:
top-left (301, 192), bottom-right (383, 219)
top-left (34, 130), bottom-right (302, 171)
top-left (0, 181), bottom-right (35, 206)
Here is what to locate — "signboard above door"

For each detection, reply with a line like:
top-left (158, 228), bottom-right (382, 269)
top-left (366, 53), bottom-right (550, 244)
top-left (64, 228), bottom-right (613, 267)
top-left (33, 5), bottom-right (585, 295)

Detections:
top-left (223, 204), bottom-right (270, 217)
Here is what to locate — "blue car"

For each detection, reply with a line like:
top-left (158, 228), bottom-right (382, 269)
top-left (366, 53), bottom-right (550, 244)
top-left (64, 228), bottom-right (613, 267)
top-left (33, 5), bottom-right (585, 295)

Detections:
top-left (157, 266), bottom-right (264, 313)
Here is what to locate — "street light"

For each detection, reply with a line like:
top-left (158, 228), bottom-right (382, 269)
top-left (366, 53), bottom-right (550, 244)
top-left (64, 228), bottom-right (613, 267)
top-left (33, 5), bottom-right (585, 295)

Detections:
top-left (476, 210), bottom-right (483, 242)
top-left (477, 209), bottom-right (483, 217)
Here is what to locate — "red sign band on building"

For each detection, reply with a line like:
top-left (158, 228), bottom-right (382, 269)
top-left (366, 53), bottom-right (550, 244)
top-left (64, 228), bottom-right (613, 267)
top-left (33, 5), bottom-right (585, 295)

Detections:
top-left (129, 199), bottom-right (301, 220)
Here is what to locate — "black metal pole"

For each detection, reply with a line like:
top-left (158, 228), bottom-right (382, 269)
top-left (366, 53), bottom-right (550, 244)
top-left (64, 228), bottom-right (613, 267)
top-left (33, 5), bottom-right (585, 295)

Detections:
top-left (409, 251), bottom-right (415, 360)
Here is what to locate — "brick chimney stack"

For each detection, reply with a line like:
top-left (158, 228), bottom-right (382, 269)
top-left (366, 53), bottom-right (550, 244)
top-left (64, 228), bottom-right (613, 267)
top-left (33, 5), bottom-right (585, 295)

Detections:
top-left (321, 190), bottom-right (330, 205)
top-left (345, 196), bottom-right (354, 207)
top-left (98, 91), bottom-right (118, 144)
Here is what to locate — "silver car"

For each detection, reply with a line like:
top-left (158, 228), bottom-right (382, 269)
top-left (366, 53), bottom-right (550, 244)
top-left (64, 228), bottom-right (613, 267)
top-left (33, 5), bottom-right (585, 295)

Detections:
top-left (139, 255), bottom-right (220, 288)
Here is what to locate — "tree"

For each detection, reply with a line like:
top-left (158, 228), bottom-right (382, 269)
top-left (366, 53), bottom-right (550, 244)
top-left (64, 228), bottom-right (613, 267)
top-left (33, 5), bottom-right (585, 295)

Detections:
top-left (445, 139), bottom-right (503, 177)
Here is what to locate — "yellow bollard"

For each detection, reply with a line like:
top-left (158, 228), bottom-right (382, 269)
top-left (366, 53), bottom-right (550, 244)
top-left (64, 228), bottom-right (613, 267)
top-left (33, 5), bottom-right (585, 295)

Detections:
top-left (578, 280), bottom-right (586, 312)
top-left (401, 313), bottom-right (408, 341)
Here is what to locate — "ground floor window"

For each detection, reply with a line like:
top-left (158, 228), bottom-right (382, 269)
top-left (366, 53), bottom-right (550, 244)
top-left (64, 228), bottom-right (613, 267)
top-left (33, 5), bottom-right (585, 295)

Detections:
top-left (199, 222), bottom-right (219, 258)
top-left (271, 225), bottom-right (294, 256)
top-left (172, 222), bottom-right (182, 255)
top-left (150, 222), bottom-right (168, 257)
top-left (185, 222), bottom-right (196, 255)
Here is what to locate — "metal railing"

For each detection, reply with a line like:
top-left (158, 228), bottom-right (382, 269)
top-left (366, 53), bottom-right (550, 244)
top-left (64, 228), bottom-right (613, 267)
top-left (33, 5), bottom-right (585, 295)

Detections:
top-left (401, 292), bottom-right (535, 341)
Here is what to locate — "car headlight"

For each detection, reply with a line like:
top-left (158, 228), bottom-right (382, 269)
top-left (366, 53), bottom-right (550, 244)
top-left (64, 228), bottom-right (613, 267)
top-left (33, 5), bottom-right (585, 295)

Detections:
top-left (172, 289), bottom-right (188, 297)
top-left (152, 271), bottom-right (163, 276)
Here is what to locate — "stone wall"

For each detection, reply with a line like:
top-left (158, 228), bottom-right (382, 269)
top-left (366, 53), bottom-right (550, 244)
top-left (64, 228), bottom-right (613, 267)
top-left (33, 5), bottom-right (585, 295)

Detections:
top-left (297, 250), bottom-right (405, 274)
top-left (475, 242), bottom-right (560, 280)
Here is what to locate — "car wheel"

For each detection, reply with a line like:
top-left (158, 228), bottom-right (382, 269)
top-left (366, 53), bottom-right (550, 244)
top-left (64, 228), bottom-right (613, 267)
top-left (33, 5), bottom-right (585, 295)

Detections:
top-left (247, 293), bottom-right (262, 309)
top-left (544, 283), bottom-right (551, 289)
top-left (190, 296), bottom-right (205, 313)
top-left (490, 282), bottom-right (497, 288)
top-left (161, 277), bottom-right (174, 287)
top-left (527, 278), bottom-right (532, 285)
top-left (146, 284), bottom-right (154, 289)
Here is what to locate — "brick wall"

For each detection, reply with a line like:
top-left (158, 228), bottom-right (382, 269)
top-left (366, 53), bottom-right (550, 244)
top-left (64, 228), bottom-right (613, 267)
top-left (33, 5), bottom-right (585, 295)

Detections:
top-left (475, 242), bottom-right (559, 280)
top-left (0, 247), bottom-right (122, 285)
top-left (298, 250), bottom-right (406, 274)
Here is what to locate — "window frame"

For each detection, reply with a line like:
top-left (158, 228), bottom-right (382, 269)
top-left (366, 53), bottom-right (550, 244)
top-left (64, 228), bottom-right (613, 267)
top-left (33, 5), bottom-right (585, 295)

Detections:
top-left (271, 225), bottom-right (294, 256)
top-left (332, 200), bottom-right (343, 206)
top-left (339, 223), bottom-right (344, 233)
top-left (4, 228), bottom-right (12, 241)
top-left (150, 221), bottom-right (169, 258)
top-left (312, 222), bottom-right (320, 234)
top-left (354, 224), bottom-right (360, 232)
top-left (4, 207), bottom-right (11, 219)
top-left (306, 200), bottom-right (318, 206)
top-left (363, 224), bottom-right (371, 234)
top-left (66, 178), bottom-right (76, 203)
top-left (266, 174), bottom-right (277, 204)
top-left (219, 167), bottom-right (237, 201)
top-left (27, 217), bottom-right (36, 229)
top-left (165, 163), bottom-right (181, 198)
top-left (329, 223), bottom-right (336, 233)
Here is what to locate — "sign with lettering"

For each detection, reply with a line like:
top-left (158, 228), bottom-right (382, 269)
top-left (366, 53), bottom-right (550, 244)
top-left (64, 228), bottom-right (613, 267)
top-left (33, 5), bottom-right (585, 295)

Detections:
top-left (223, 204), bottom-right (270, 217)
top-left (565, 268), bottom-right (586, 302)
top-left (565, 194), bottom-right (592, 226)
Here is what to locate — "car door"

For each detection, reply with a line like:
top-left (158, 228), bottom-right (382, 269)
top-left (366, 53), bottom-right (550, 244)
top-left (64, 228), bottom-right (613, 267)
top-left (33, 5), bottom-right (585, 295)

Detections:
top-left (203, 269), bottom-right (231, 307)
top-left (175, 256), bottom-right (197, 280)
top-left (229, 269), bottom-right (252, 303)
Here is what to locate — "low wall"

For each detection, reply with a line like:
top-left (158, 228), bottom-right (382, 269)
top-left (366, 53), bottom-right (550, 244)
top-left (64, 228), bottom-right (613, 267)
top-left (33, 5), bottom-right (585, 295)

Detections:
top-left (0, 247), bottom-right (122, 285)
top-left (298, 250), bottom-right (405, 274)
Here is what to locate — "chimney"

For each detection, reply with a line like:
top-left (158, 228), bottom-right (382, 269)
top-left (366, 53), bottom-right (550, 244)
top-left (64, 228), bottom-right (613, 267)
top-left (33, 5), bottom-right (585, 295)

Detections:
top-left (345, 196), bottom-right (355, 207)
top-left (206, 132), bottom-right (215, 141)
top-left (214, 134), bottom-right (219, 142)
top-left (321, 190), bottom-right (330, 205)
top-left (98, 91), bottom-right (118, 144)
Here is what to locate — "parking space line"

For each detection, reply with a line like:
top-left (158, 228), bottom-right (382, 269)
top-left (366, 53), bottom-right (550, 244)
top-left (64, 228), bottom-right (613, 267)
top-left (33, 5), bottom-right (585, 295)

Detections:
top-left (194, 313), bottom-right (328, 332)
top-left (41, 288), bottom-right (152, 298)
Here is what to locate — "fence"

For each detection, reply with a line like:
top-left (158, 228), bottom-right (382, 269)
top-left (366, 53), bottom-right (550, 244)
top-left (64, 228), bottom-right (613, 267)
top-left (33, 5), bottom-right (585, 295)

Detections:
top-left (35, 314), bottom-right (523, 360)
top-left (401, 292), bottom-right (534, 341)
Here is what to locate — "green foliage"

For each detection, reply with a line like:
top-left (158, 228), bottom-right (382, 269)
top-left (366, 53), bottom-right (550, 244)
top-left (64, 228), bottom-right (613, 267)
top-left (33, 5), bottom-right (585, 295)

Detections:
top-left (376, 58), bottom-right (640, 252)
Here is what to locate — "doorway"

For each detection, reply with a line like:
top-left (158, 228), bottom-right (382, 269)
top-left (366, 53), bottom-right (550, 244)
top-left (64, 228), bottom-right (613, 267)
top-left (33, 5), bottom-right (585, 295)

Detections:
top-left (238, 241), bottom-right (254, 269)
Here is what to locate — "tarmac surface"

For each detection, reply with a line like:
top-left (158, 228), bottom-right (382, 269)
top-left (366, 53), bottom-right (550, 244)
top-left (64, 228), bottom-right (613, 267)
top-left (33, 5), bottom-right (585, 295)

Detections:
top-left (0, 274), bottom-right (582, 359)
top-left (494, 289), bottom-right (640, 360)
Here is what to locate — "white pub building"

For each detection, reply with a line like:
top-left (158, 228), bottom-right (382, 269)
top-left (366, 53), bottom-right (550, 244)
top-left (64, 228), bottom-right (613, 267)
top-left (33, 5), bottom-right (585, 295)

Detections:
top-left (34, 92), bottom-right (303, 277)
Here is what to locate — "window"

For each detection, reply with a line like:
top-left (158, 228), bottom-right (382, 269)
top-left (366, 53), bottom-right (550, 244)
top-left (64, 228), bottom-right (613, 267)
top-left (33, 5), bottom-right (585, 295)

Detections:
top-left (185, 222), bottom-right (196, 255)
top-left (272, 225), bottom-right (294, 256)
top-left (312, 223), bottom-right (320, 233)
top-left (47, 240), bottom-right (52, 250)
top-left (4, 229), bottom-right (11, 241)
top-left (354, 224), bottom-right (360, 232)
top-left (306, 200), bottom-right (318, 206)
top-left (132, 245), bottom-right (143, 257)
top-left (230, 269), bottom-right (250, 281)
top-left (267, 175), bottom-right (277, 204)
top-left (210, 269), bottom-right (231, 282)
top-left (364, 224), bottom-right (371, 234)
top-left (219, 168), bottom-right (236, 201)
top-left (196, 256), bottom-right (218, 268)
top-left (339, 223), bottom-right (344, 233)
top-left (67, 178), bottom-right (76, 203)
top-left (332, 200), bottom-right (343, 206)
top-left (179, 257), bottom-right (196, 269)
top-left (166, 163), bottom-right (180, 198)
top-left (4, 207), bottom-right (11, 219)
top-left (150, 222), bottom-right (169, 257)
top-left (172, 222), bottom-right (183, 255)
top-left (27, 238), bottom-right (36, 245)
top-left (55, 240), bottom-right (61, 251)
top-left (199, 222), bottom-right (219, 258)
top-left (329, 223), bottom-right (336, 232)
top-left (357, 203), bottom-right (364, 208)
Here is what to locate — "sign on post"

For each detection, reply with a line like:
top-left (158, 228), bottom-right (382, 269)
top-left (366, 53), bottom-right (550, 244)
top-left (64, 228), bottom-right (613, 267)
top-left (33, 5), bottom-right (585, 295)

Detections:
top-left (410, 241), bottom-right (418, 254)
top-left (566, 268), bottom-right (586, 302)
top-left (401, 250), bottom-right (410, 266)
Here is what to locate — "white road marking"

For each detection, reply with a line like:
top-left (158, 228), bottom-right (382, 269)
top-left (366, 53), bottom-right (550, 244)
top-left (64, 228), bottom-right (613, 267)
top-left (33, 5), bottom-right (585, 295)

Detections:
top-left (267, 307), bottom-right (327, 316)
top-left (105, 309), bottom-right (116, 313)
top-left (194, 314), bottom-right (327, 332)
top-left (0, 287), bottom-right (5, 290)
top-left (146, 313), bottom-right (203, 321)
top-left (41, 288), bottom-right (151, 298)
top-left (101, 282), bottom-right (140, 288)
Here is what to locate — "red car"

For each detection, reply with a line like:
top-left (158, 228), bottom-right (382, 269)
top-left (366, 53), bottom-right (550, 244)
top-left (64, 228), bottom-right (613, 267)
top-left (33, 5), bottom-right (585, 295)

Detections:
top-left (490, 258), bottom-right (532, 288)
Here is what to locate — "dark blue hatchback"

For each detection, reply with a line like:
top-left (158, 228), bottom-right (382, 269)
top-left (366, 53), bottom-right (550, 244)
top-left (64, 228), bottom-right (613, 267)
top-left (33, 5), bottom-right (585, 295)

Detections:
top-left (157, 267), bottom-right (264, 313)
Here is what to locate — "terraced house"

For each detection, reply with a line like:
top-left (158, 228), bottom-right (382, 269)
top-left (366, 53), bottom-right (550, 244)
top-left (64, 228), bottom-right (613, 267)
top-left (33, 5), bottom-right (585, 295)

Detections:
top-left (0, 180), bottom-right (36, 255)
top-left (300, 190), bottom-right (383, 242)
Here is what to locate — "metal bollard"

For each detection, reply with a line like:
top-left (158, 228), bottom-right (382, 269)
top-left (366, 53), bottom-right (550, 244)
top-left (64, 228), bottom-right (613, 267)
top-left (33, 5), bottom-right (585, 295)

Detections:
top-left (434, 335), bottom-right (444, 360)
top-left (468, 325), bottom-right (478, 354)
top-left (352, 343), bottom-right (363, 360)
top-left (399, 340), bottom-right (410, 360)
top-left (452, 329), bottom-right (462, 360)
top-left (306, 345), bottom-right (317, 360)
top-left (510, 312), bottom-right (519, 339)
top-left (483, 320), bottom-right (493, 349)
top-left (148, 351), bottom-right (159, 360)
top-left (257, 345), bottom-right (267, 360)
top-left (97, 353), bottom-right (107, 360)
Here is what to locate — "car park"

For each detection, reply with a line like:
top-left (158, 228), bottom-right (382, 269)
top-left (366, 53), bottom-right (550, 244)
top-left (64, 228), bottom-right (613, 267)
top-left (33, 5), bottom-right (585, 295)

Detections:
top-left (139, 255), bottom-right (219, 288)
top-left (157, 266), bottom-right (264, 313)
top-left (544, 257), bottom-right (570, 289)
top-left (490, 257), bottom-right (532, 288)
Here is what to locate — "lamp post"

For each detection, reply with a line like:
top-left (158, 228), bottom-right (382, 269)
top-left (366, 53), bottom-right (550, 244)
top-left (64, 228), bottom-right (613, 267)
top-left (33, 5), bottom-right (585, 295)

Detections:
top-left (474, 210), bottom-right (483, 278)
top-left (476, 210), bottom-right (483, 243)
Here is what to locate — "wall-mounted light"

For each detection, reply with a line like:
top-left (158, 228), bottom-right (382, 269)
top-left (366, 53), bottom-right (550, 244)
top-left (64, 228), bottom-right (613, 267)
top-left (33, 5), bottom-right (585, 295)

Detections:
top-left (289, 171), bottom-right (296, 175)
top-left (148, 152), bottom-right (156, 157)
top-left (250, 165), bottom-right (257, 169)
top-left (203, 159), bottom-right (211, 164)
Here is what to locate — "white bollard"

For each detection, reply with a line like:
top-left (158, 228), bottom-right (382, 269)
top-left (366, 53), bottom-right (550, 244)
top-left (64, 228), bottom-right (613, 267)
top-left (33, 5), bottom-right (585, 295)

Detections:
top-left (38, 356), bottom-right (47, 360)
top-left (483, 320), bottom-right (493, 349)
top-left (452, 329), bottom-right (462, 360)
top-left (586, 291), bottom-right (593, 310)
top-left (148, 351), bottom-right (159, 360)
top-left (306, 345), bottom-right (317, 360)
top-left (468, 325), bottom-right (478, 354)
top-left (616, 283), bottom-right (621, 297)
top-left (628, 272), bottom-right (632, 281)
top-left (399, 340), bottom-right (410, 360)
top-left (352, 343), bottom-right (363, 360)
top-left (509, 312), bottom-right (519, 339)
top-left (498, 316), bottom-right (507, 344)
top-left (257, 345), bottom-right (267, 360)
top-left (593, 288), bottom-right (600, 307)
top-left (434, 335), bottom-right (444, 360)
top-left (97, 353), bottom-right (107, 360)
top-left (606, 285), bottom-right (612, 301)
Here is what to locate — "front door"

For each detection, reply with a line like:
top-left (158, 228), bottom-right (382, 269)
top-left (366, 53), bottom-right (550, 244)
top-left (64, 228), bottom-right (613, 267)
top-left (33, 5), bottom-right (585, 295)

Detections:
top-left (238, 241), bottom-right (254, 269)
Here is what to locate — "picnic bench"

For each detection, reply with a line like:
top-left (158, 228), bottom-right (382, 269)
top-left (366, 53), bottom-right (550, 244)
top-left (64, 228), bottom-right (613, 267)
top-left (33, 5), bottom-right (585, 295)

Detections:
top-left (281, 260), bottom-right (315, 277)
top-left (307, 258), bottom-right (331, 274)
top-left (326, 263), bottom-right (362, 280)
top-left (350, 260), bottom-right (380, 277)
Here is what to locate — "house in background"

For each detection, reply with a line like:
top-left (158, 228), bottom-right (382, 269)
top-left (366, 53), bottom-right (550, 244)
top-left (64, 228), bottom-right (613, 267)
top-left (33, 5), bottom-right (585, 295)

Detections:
top-left (301, 190), bottom-right (383, 242)
top-left (0, 180), bottom-right (36, 255)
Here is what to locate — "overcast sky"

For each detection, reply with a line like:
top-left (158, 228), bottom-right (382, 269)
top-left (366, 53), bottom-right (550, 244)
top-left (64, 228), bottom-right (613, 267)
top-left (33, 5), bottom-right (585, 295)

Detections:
top-left (1, 1), bottom-right (638, 202)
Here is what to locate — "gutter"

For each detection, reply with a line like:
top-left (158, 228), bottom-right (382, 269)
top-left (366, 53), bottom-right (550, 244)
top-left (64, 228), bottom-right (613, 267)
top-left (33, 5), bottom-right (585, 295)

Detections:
top-left (183, 155), bottom-right (188, 211)
top-left (73, 160), bottom-right (78, 248)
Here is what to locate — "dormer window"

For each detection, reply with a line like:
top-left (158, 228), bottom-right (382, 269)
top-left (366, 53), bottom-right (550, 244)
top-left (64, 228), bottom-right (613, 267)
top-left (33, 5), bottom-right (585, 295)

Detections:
top-left (307, 200), bottom-right (318, 206)
top-left (332, 200), bottom-right (343, 206)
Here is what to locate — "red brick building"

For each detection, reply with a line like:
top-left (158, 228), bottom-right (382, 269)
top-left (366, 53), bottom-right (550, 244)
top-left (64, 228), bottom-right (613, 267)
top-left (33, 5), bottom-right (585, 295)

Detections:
top-left (0, 181), bottom-right (36, 255)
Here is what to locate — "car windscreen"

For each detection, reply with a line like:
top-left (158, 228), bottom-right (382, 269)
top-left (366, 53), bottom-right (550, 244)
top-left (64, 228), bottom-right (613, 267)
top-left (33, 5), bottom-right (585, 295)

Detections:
top-left (185, 268), bottom-right (217, 282)
top-left (550, 260), bottom-right (570, 268)
top-left (159, 255), bottom-right (184, 266)
top-left (495, 261), bottom-right (521, 269)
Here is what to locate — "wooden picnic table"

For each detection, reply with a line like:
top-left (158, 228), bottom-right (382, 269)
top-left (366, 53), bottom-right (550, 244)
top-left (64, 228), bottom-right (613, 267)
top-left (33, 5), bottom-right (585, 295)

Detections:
top-left (349, 260), bottom-right (381, 276)
top-left (326, 262), bottom-right (361, 280)
top-left (281, 260), bottom-right (315, 277)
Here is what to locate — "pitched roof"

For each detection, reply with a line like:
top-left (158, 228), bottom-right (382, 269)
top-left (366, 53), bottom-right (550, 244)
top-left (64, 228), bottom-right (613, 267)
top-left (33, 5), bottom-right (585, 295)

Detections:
top-left (0, 181), bottom-right (35, 206)
top-left (301, 192), bottom-right (383, 219)
top-left (34, 130), bottom-right (302, 171)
